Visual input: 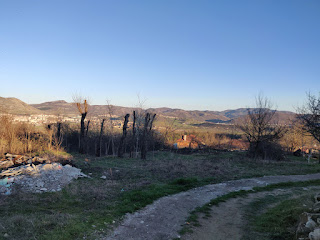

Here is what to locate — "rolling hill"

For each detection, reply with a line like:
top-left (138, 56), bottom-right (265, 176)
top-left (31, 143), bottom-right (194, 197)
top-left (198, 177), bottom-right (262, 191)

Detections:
top-left (0, 97), bottom-right (296, 124)
top-left (0, 97), bottom-right (42, 115)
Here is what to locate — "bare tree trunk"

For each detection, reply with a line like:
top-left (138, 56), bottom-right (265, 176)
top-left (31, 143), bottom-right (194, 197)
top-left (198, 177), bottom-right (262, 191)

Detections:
top-left (106, 100), bottom-right (116, 156)
top-left (141, 113), bottom-right (150, 160)
top-left (131, 111), bottom-right (136, 158)
top-left (47, 124), bottom-right (53, 150)
top-left (149, 114), bottom-right (156, 158)
top-left (86, 120), bottom-right (90, 137)
top-left (149, 114), bottom-right (156, 131)
top-left (55, 122), bottom-right (63, 150)
top-left (96, 119), bottom-right (105, 157)
top-left (79, 113), bottom-right (87, 154)
top-left (118, 114), bottom-right (130, 158)
top-left (57, 122), bottom-right (61, 142)
top-left (105, 142), bottom-right (108, 155)
top-left (111, 137), bottom-right (115, 156)
top-left (73, 98), bottom-right (89, 154)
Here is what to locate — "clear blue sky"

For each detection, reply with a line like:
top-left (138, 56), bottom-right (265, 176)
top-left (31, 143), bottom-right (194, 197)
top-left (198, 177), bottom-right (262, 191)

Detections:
top-left (0, 0), bottom-right (319, 111)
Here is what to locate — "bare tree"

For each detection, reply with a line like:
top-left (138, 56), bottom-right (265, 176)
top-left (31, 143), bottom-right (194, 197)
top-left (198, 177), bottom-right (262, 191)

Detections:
top-left (96, 118), bottom-right (105, 157)
top-left (106, 100), bottom-right (116, 156)
top-left (281, 120), bottom-right (307, 153)
top-left (118, 114), bottom-right (130, 158)
top-left (47, 124), bottom-right (54, 150)
top-left (163, 118), bottom-right (179, 146)
top-left (237, 95), bottom-right (287, 159)
top-left (130, 110), bottom-right (136, 158)
top-left (298, 92), bottom-right (320, 144)
top-left (141, 113), bottom-right (156, 160)
top-left (133, 95), bottom-right (148, 158)
top-left (73, 97), bottom-right (89, 154)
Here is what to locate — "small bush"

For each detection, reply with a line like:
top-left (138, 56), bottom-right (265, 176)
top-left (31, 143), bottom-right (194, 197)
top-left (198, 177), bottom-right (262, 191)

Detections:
top-left (248, 141), bottom-right (285, 161)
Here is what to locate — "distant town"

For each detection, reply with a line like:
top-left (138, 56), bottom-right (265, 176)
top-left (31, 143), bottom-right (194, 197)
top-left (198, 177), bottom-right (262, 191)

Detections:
top-left (3, 114), bottom-right (124, 129)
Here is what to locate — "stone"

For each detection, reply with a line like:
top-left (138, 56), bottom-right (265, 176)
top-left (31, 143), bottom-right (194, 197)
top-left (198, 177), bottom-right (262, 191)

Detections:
top-left (315, 194), bottom-right (320, 203)
top-left (35, 181), bottom-right (44, 188)
top-left (40, 188), bottom-right (47, 191)
top-left (100, 176), bottom-right (107, 179)
top-left (309, 228), bottom-right (320, 240)
top-left (306, 217), bottom-right (317, 231)
top-left (297, 222), bottom-right (310, 235)
top-left (314, 202), bottom-right (320, 210)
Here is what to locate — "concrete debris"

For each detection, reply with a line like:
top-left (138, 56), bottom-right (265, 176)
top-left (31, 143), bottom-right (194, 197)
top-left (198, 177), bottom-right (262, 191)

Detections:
top-left (306, 217), bottom-right (318, 231)
top-left (296, 194), bottom-right (320, 239)
top-left (310, 228), bottom-right (320, 240)
top-left (0, 163), bottom-right (87, 195)
top-left (0, 153), bottom-right (48, 169)
top-left (0, 177), bottom-right (13, 195)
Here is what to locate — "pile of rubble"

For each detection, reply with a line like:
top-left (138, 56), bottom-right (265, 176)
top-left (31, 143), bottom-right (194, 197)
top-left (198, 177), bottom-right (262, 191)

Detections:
top-left (1, 153), bottom-right (50, 169)
top-left (296, 194), bottom-right (320, 240)
top-left (0, 154), bottom-right (87, 195)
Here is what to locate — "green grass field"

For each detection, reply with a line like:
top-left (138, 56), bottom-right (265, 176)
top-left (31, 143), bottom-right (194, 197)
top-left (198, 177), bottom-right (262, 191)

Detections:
top-left (0, 151), bottom-right (319, 240)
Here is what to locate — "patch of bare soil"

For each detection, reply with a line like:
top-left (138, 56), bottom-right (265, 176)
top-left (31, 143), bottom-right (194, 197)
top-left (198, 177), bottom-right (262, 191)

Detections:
top-left (181, 189), bottom-right (293, 240)
top-left (103, 173), bottom-right (320, 240)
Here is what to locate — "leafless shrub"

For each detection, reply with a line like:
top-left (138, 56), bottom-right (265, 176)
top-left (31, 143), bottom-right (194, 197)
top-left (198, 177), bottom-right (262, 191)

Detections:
top-left (298, 92), bottom-right (320, 144)
top-left (236, 95), bottom-right (287, 160)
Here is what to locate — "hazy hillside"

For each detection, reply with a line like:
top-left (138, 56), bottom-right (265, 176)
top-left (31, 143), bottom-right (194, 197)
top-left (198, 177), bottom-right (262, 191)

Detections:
top-left (31, 100), bottom-right (78, 115)
top-left (148, 108), bottom-right (229, 122)
top-left (31, 101), bottom-right (139, 117)
top-left (31, 101), bottom-right (231, 122)
top-left (221, 108), bottom-right (252, 119)
top-left (0, 97), bottom-right (42, 115)
top-left (0, 97), bottom-right (296, 124)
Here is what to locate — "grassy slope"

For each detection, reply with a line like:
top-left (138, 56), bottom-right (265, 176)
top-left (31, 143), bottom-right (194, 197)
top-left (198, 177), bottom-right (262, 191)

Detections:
top-left (0, 151), bottom-right (320, 240)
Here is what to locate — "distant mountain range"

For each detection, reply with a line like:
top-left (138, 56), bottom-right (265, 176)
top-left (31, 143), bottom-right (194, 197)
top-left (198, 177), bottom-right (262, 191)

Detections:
top-left (0, 97), bottom-right (296, 124)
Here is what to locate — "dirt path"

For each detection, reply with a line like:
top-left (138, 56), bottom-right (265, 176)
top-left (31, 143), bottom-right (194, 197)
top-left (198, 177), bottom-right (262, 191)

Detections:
top-left (103, 173), bottom-right (320, 240)
top-left (181, 189), bottom-right (294, 240)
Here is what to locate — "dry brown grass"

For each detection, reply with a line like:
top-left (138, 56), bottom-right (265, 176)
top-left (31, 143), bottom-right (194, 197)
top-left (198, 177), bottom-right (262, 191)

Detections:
top-left (0, 115), bottom-right (64, 156)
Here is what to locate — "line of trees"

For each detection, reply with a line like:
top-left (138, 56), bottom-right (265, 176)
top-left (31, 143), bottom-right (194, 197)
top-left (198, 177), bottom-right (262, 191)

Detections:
top-left (72, 98), bottom-right (158, 159)
top-left (70, 93), bottom-right (318, 160)
top-left (0, 93), bottom-right (318, 161)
